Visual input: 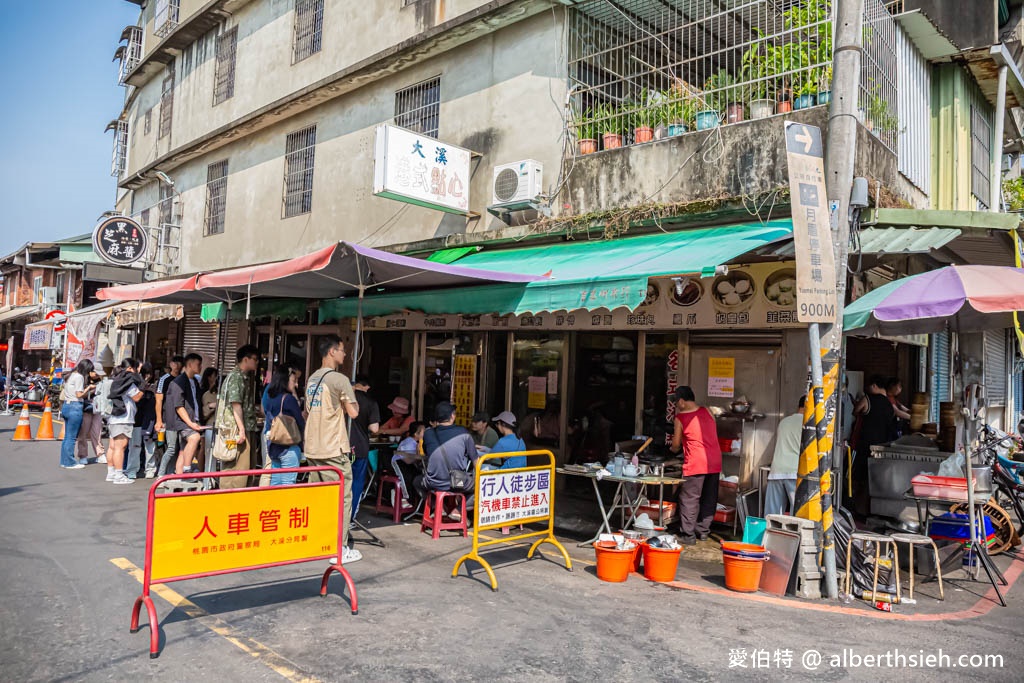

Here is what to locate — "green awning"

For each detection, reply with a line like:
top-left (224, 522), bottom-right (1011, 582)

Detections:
top-left (201, 299), bottom-right (308, 323)
top-left (320, 219), bottom-right (792, 321)
top-left (426, 246), bottom-right (480, 264)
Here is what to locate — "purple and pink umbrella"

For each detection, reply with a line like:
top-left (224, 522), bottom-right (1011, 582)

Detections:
top-left (844, 265), bottom-right (1024, 336)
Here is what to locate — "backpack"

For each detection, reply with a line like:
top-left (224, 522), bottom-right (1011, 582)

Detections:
top-left (93, 378), bottom-right (114, 418)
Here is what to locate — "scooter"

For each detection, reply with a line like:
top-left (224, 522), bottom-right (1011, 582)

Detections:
top-left (7, 375), bottom-right (51, 411)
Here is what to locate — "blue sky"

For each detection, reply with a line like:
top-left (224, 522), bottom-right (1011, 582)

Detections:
top-left (0, 0), bottom-right (140, 256)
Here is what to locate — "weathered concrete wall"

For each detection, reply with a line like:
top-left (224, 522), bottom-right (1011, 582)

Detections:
top-left (156, 9), bottom-right (567, 273)
top-left (562, 106), bottom-right (928, 217)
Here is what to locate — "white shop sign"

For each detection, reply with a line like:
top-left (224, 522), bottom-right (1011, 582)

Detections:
top-left (373, 124), bottom-right (472, 215)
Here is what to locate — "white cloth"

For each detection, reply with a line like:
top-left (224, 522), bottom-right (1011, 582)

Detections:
top-left (62, 373), bottom-right (85, 403)
top-left (108, 385), bottom-right (141, 425)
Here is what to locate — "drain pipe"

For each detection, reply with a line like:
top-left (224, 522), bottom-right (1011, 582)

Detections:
top-left (992, 64), bottom-right (1008, 212)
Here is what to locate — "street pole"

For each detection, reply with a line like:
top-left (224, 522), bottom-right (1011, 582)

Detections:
top-left (819, 0), bottom-right (865, 601)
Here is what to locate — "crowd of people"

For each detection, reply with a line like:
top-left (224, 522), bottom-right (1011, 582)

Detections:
top-left (53, 334), bottom-right (544, 564)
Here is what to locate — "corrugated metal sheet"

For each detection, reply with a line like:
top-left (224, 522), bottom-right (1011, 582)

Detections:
top-left (984, 329), bottom-right (1007, 405)
top-left (898, 27), bottom-right (932, 194)
top-left (857, 227), bottom-right (960, 254)
top-left (932, 65), bottom-right (974, 211)
top-left (930, 331), bottom-right (951, 421)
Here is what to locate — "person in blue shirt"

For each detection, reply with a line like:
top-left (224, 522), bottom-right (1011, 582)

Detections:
top-left (487, 411), bottom-right (527, 470)
top-left (262, 365), bottom-right (306, 485)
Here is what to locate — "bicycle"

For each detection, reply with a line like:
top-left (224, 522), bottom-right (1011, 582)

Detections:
top-left (971, 425), bottom-right (1024, 549)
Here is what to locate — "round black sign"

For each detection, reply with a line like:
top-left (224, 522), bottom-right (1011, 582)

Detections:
top-left (93, 215), bottom-right (148, 266)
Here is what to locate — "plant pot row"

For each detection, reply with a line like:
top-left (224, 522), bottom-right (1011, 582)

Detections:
top-left (577, 92), bottom-right (831, 154)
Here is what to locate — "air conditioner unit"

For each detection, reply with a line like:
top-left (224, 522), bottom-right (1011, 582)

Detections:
top-left (491, 159), bottom-right (543, 209)
top-left (40, 287), bottom-right (58, 308)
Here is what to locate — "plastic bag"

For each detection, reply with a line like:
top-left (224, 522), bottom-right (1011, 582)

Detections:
top-left (937, 451), bottom-right (965, 478)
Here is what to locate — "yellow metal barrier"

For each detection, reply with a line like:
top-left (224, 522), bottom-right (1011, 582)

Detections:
top-left (452, 449), bottom-right (572, 591)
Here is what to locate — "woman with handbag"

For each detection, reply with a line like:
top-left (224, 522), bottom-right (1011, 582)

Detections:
top-left (262, 365), bottom-right (306, 485)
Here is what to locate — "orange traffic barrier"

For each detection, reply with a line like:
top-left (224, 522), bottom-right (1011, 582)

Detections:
top-left (12, 405), bottom-right (33, 441)
top-left (35, 400), bottom-right (57, 441)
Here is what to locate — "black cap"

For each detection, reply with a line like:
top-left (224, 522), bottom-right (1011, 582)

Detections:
top-left (471, 411), bottom-right (490, 423)
top-left (672, 386), bottom-right (696, 402)
top-left (435, 401), bottom-right (456, 422)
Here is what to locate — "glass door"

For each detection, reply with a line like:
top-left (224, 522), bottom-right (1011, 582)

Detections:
top-left (512, 332), bottom-right (564, 450)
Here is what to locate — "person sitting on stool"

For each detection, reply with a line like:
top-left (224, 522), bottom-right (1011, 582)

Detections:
top-left (414, 401), bottom-right (479, 521)
top-left (669, 386), bottom-right (722, 545)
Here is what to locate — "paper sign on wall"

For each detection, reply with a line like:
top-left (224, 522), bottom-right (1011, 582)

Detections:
top-left (527, 376), bottom-right (547, 409)
top-left (707, 357), bottom-right (735, 398)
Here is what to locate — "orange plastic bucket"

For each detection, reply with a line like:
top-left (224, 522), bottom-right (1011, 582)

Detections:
top-left (631, 539), bottom-right (647, 572)
top-left (722, 553), bottom-right (766, 592)
top-left (641, 543), bottom-right (683, 582)
top-left (593, 541), bottom-right (635, 582)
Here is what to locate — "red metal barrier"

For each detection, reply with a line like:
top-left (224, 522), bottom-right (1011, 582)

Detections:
top-left (129, 466), bottom-right (357, 658)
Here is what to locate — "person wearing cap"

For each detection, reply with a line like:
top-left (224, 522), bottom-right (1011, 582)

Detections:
top-left (380, 396), bottom-right (414, 436)
top-left (416, 402), bottom-right (479, 518)
top-left (670, 386), bottom-right (722, 545)
top-left (469, 411), bottom-right (499, 450)
top-left (488, 411), bottom-right (527, 470)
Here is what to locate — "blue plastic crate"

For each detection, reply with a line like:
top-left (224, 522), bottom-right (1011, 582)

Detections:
top-left (927, 512), bottom-right (996, 544)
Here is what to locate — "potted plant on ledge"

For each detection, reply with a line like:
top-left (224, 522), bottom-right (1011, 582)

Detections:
top-left (575, 108), bottom-right (599, 155)
top-left (594, 102), bottom-right (624, 149)
top-left (742, 38), bottom-right (777, 120)
top-left (631, 89), bottom-right (658, 144)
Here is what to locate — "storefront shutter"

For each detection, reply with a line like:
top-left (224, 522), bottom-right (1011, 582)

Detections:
top-left (983, 329), bottom-right (1007, 405)
top-left (930, 331), bottom-right (950, 421)
top-left (182, 309), bottom-right (221, 369)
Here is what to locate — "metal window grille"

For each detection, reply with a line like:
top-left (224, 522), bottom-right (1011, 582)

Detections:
top-left (566, 1), bottom-right (898, 152)
top-left (118, 26), bottom-right (144, 84)
top-left (111, 120), bottom-right (129, 178)
top-left (154, 184), bottom-right (181, 274)
top-left (159, 62), bottom-right (175, 139)
top-left (283, 125), bottom-right (317, 217)
top-left (293, 0), bottom-right (324, 64)
top-left (204, 160), bottom-right (229, 236)
top-left (896, 24), bottom-right (930, 193)
top-left (860, 0), bottom-right (898, 151)
top-left (144, 108), bottom-right (152, 135)
top-left (395, 77), bottom-right (441, 138)
top-left (213, 27), bottom-right (238, 105)
top-left (971, 104), bottom-right (992, 209)
top-left (155, 0), bottom-right (181, 38)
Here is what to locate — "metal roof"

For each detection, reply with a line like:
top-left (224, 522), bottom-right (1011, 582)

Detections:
top-left (855, 226), bottom-right (962, 254)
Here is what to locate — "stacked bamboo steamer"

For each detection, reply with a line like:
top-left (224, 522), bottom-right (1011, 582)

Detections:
top-left (909, 393), bottom-right (929, 432)
top-left (939, 401), bottom-right (958, 452)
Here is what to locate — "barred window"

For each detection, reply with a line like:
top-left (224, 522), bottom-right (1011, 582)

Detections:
top-left (394, 76), bottom-right (440, 138)
top-left (111, 120), bottom-right (129, 178)
top-left (283, 125), bottom-right (317, 217)
top-left (293, 0), bottom-right (324, 64)
top-left (158, 183), bottom-right (174, 227)
top-left (213, 27), bottom-right (238, 105)
top-left (204, 160), bottom-right (229, 236)
top-left (158, 62), bottom-right (175, 139)
top-left (144, 108), bottom-right (152, 135)
top-left (971, 105), bottom-right (992, 209)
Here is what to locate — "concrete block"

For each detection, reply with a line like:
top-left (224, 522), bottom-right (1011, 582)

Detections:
top-left (794, 572), bottom-right (822, 599)
top-left (766, 514), bottom-right (816, 531)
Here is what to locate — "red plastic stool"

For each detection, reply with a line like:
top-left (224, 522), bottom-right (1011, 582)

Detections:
top-left (375, 475), bottom-right (414, 523)
top-left (421, 490), bottom-right (468, 539)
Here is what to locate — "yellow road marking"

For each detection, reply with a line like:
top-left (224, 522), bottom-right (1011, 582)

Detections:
top-left (110, 558), bottom-right (322, 683)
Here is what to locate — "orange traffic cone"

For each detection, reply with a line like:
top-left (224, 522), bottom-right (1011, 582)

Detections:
top-left (35, 400), bottom-right (57, 441)
top-left (57, 418), bottom-right (65, 440)
top-left (12, 405), bottom-right (33, 441)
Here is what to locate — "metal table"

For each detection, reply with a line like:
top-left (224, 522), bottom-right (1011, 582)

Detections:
top-left (557, 468), bottom-right (684, 546)
top-left (904, 489), bottom-right (1006, 606)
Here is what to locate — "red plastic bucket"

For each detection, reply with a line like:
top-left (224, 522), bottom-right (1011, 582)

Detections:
top-left (593, 541), bottom-right (635, 583)
top-left (641, 543), bottom-right (683, 582)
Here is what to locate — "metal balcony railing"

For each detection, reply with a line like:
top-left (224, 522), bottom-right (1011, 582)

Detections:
top-left (567, 0), bottom-right (898, 153)
top-left (154, 0), bottom-right (181, 39)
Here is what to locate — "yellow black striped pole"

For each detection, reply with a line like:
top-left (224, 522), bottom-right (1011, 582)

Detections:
top-left (818, 352), bottom-right (839, 567)
top-left (795, 383), bottom-right (823, 542)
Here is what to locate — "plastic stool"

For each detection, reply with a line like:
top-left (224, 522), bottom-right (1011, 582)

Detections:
top-left (421, 490), bottom-right (467, 539)
top-left (890, 532), bottom-right (945, 600)
top-left (375, 475), bottom-right (413, 523)
top-left (844, 531), bottom-right (900, 603)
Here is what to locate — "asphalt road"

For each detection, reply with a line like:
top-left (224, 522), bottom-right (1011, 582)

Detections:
top-left (1, 415), bottom-right (1022, 682)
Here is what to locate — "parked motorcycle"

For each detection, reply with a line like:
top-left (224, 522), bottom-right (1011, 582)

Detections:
top-left (7, 373), bottom-right (51, 411)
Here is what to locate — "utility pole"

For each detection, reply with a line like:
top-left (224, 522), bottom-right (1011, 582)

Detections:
top-left (819, 0), bottom-right (864, 601)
